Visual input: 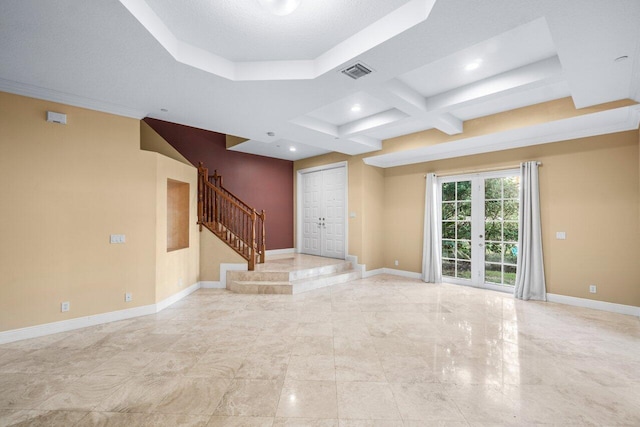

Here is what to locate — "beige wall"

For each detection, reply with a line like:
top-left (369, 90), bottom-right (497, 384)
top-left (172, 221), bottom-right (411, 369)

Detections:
top-left (154, 156), bottom-right (200, 302)
top-left (200, 231), bottom-right (245, 282)
top-left (385, 131), bottom-right (639, 306)
top-left (295, 98), bottom-right (640, 307)
top-left (140, 121), bottom-right (245, 284)
top-left (362, 165), bottom-right (385, 270)
top-left (0, 92), bottom-right (201, 332)
top-left (140, 120), bottom-right (191, 166)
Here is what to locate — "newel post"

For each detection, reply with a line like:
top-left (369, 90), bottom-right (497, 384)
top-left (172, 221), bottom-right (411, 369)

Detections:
top-left (260, 210), bottom-right (266, 264)
top-left (249, 209), bottom-right (257, 271)
top-left (197, 162), bottom-right (205, 231)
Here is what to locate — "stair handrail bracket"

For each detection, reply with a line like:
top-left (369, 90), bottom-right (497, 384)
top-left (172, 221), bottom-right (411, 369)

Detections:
top-left (197, 163), bottom-right (266, 270)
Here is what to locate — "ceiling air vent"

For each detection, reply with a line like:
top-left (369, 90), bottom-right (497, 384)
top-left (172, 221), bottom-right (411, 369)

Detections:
top-left (341, 62), bottom-right (373, 80)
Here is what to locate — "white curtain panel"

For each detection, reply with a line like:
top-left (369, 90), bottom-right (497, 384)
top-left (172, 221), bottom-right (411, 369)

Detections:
top-left (422, 173), bottom-right (442, 283)
top-left (514, 161), bottom-right (547, 301)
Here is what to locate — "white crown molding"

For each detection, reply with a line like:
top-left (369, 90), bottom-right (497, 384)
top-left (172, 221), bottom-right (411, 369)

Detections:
top-left (363, 105), bottom-right (640, 168)
top-left (0, 78), bottom-right (148, 119)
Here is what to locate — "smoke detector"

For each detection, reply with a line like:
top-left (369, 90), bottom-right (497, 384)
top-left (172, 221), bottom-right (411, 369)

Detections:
top-left (341, 62), bottom-right (373, 80)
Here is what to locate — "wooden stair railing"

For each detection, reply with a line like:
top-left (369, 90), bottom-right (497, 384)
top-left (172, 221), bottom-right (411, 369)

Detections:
top-left (197, 163), bottom-right (266, 270)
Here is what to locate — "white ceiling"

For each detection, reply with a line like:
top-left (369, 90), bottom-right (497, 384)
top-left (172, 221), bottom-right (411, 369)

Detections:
top-left (144, 0), bottom-right (411, 62)
top-left (0, 0), bottom-right (638, 162)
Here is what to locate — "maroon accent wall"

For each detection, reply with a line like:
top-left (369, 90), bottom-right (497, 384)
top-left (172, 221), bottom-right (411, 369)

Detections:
top-left (144, 118), bottom-right (293, 249)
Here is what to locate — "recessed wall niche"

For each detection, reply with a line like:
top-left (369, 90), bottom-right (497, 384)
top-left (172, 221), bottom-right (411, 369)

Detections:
top-left (167, 179), bottom-right (189, 252)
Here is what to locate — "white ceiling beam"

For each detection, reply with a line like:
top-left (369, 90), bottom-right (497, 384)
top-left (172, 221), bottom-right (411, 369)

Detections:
top-left (289, 115), bottom-right (338, 137)
top-left (424, 56), bottom-right (563, 112)
top-left (346, 135), bottom-right (382, 150)
top-left (432, 113), bottom-right (463, 135)
top-left (338, 109), bottom-right (408, 137)
top-left (377, 79), bottom-right (429, 114)
top-left (363, 106), bottom-right (640, 168)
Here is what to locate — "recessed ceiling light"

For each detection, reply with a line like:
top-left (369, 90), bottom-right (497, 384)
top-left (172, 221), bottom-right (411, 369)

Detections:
top-left (258, 0), bottom-right (301, 16)
top-left (465, 60), bottom-right (482, 71)
top-left (289, 146), bottom-right (296, 152)
top-left (160, 108), bottom-right (168, 112)
top-left (351, 104), bottom-right (362, 112)
top-left (614, 55), bottom-right (629, 62)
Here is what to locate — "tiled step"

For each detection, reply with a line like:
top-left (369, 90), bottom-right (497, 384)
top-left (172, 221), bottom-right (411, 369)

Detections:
top-left (290, 269), bottom-right (361, 294)
top-left (228, 270), bottom-right (361, 295)
top-left (226, 255), bottom-right (361, 295)
top-left (227, 281), bottom-right (292, 294)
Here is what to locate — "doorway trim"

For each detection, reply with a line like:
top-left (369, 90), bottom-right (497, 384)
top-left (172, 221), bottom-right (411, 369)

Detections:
top-left (296, 161), bottom-right (348, 258)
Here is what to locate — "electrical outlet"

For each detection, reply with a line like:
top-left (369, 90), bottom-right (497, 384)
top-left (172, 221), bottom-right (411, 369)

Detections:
top-left (589, 285), bottom-right (597, 294)
top-left (394, 260), bottom-right (399, 266)
top-left (125, 292), bottom-right (132, 302)
top-left (178, 278), bottom-right (183, 288)
top-left (61, 301), bottom-right (70, 312)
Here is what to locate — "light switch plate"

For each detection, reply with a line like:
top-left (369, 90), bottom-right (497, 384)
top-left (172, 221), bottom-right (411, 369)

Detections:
top-left (555, 232), bottom-right (566, 240)
top-left (110, 234), bottom-right (126, 244)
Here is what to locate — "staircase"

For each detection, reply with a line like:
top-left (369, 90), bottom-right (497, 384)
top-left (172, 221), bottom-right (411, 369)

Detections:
top-left (197, 163), bottom-right (266, 270)
top-left (227, 254), bottom-right (361, 294)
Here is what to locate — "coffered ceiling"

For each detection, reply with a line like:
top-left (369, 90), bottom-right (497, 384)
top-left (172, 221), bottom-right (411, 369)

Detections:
top-left (0, 0), bottom-right (638, 161)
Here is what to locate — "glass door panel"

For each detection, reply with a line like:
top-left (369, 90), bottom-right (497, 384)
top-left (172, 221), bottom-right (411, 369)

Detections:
top-left (483, 176), bottom-right (519, 286)
top-left (439, 172), bottom-right (520, 290)
top-left (440, 180), bottom-right (472, 281)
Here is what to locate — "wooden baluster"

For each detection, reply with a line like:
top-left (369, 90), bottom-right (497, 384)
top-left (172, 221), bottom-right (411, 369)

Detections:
top-left (197, 165), bottom-right (203, 231)
top-left (213, 185), bottom-right (218, 230)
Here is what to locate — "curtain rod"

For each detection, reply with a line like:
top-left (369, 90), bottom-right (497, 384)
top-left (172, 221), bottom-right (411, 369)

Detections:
top-left (424, 162), bottom-right (542, 178)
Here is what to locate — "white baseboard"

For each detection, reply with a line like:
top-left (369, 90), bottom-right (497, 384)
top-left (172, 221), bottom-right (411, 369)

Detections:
top-left (265, 248), bottom-right (295, 256)
top-left (363, 268), bottom-right (384, 278)
top-left (0, 281), bottom-right (202, 345)
top-left (200, 281), bottom-right (224, 289)
top-left (220, 262), bottom-right (248, 288)
top-left (381, 268), bottom-right (422, 280)
top-left (361, 266), bottom-right (422, 280)
top-left (156, 282), bottom-right (200, 312)
top-left (346, 254), bottom-right (366, 277)
top-left (547, 293), bottom-right (640, 317)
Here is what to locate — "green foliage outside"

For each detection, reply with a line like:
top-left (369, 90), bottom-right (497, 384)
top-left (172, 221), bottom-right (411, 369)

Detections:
top-left (441, 177), bottom-right (520, 286)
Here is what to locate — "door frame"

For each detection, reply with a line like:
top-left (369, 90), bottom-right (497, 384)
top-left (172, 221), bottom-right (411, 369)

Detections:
top-left (296, 161), bottom-right (348, 258)
top-left (437, 168), bottom-right (519, 294)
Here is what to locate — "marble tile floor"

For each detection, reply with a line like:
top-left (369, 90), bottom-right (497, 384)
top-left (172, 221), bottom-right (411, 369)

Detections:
top-left (1, 274), bottom-right (639, 426)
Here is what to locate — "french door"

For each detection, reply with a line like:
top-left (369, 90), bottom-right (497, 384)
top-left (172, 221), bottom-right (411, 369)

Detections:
top-left (439, 170), bottom-right (520, 291)
top-left (300, 166), bottom-right (346, 259)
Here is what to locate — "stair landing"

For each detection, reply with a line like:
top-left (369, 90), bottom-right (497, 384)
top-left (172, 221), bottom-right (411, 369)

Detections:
top-left (227, 254), bottom-right (360, 294)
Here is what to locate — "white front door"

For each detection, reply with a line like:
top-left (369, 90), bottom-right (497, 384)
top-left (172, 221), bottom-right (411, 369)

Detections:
top-left (302, 170), bottom-right (322, 256)
top-left (301, 166), bottom-right (346, 259)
